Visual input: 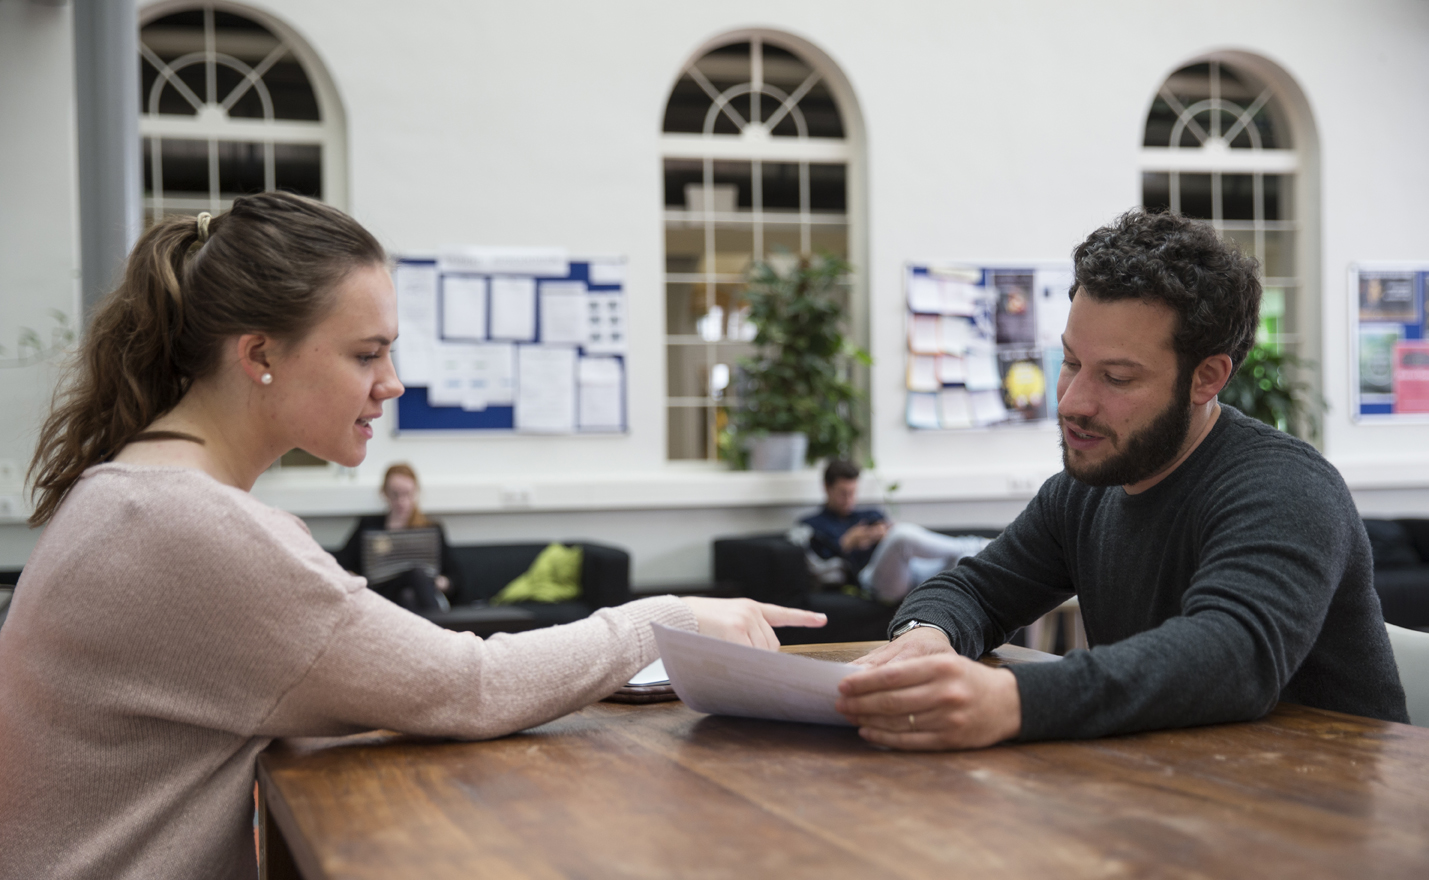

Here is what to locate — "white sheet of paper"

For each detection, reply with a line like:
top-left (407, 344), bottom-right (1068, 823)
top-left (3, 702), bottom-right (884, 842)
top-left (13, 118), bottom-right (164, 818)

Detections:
top-left (907, 355), bottom-right (939, 391)
top-left (940, 281), bottom-right (982, 316)
top-left (940, 316), bottom-right (973, 354)
top-left (907, 274), bottom-right (942, 313)
top-left (393, 263), bottom-right (439, 385)
top-left (588, 260), bottom-right (626, 285)
top-left (1035, 269), bottom-right (1075, 349)
top-left (515, 345), bottom-right (577, 433)
top-left (439, 246), bottom-right (568, 277)
top-left (577, 356), bottom-right (623, 430)
top-left (652, 624), bottom-right (856, 727)
top-left (964, 341), bottom-right (1001, 391)
top-left (939, 387), bottom-right (973, 429)
top-left (909, 315), bottom-right (940, 354)
top-left (428, 343), bottom-right (477, 407)
top-left (628, 658), bottom-right (669, 687)
top-left (489, 276), bottom-right (537, 341)
top-left (426, 342), bottom-right (515, 410)
top-left (906, 392), bottom-right (940, 429)
top-left (540, 281), bottom-right (588, 345)
top-left (584, 291), bottom-right (627, 354)
top-left (970, 389), bottom-right (1009, 425)
top-left (467, 342), bottom-right (515, 409)
top-left (937, 354), bottom-right (967, 384)
top-left (442, 275), bottom-right (488, 340)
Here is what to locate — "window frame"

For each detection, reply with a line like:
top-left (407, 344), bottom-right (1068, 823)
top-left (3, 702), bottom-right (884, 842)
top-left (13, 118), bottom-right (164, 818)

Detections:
top-left (138, 0), bottom-right (348, 218)
top-left (659, 31), bottom-right (867, 462)
top-left (1140, 58), bottom-right (1303, 352)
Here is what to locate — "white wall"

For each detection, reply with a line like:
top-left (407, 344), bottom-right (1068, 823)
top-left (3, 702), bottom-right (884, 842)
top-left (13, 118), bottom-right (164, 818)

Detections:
top-left (4, 0), bottom-right (1429, 582)
top-left (0, 0), bottom-right (79, 567)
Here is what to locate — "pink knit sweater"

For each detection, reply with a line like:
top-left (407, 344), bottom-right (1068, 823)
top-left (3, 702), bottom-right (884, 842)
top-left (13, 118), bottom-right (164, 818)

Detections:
top-left (0, 464), bottom-right (696, 880)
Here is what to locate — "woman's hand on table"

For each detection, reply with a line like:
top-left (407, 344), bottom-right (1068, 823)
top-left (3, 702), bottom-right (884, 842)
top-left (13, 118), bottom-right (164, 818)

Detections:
top-left (836, 653), bottom-right (1022, 750)
top-left (679, 597), bottom-right (827, 651)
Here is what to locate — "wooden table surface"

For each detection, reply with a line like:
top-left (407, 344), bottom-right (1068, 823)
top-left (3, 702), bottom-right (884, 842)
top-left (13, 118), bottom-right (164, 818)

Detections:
top-left (257, 642), bottom-right (1429, 879)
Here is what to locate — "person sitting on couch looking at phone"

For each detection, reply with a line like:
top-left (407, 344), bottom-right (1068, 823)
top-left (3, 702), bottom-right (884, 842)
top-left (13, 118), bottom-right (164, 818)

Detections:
top-left (797, 460), bottom-right (989, 603)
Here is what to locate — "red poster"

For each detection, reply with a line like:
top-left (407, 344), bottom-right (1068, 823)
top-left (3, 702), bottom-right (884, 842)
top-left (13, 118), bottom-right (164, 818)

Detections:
top-left (1392, 341), bottom-right (1429, 413)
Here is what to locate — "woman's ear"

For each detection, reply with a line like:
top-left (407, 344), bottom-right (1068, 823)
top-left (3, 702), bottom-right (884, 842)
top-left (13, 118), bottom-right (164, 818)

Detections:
top-left (235, 333), bottom-right (274, 386)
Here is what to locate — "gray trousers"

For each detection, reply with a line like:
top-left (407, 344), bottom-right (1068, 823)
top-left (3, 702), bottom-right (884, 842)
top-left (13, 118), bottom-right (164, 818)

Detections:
top-left (857, 523), bottom-right (990, 602)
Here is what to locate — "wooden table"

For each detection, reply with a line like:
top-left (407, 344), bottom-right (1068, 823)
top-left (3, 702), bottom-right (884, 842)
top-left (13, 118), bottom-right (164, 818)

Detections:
top-left (257, 642), bottom-right (1429, 879)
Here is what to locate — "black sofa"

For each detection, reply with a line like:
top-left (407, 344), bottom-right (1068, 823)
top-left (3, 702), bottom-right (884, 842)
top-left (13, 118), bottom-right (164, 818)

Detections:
top-left (1363, 519), bottom-right (1429, 630)
top-left (414, 541), bottom-right (632, 637)
top-left (713, 528), bottom-right (1002, 645)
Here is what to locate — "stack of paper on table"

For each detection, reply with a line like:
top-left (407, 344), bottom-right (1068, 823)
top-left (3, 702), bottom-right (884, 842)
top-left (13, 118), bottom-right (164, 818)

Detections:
top-left (651, 624), bottom-right (857, 727)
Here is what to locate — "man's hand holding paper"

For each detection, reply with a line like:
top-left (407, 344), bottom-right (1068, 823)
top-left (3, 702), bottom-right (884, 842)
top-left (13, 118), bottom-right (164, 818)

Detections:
top-left (837, 652), bottom-right (1022, 751)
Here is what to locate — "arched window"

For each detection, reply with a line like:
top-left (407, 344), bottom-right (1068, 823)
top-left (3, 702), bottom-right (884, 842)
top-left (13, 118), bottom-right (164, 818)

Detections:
top-left (1141, 60), bottom-right (1302, 350)
top-left (661, 36), bottom-right (857, 460)
top-left (138, 2), bottom-right (346, 222)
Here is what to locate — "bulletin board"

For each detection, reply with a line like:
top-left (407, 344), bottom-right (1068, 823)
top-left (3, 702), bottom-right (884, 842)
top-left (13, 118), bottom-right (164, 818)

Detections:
top-left (391, 249), bottom-right (628, 434)
top-left (1352, 263), bottom-right (1429, 421)
top-left (903, 262), bottom-right (1073, 430)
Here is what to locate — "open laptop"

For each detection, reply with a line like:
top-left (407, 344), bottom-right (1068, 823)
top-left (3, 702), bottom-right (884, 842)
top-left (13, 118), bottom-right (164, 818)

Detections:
top-left (360, 528), bottom-right (441, 584)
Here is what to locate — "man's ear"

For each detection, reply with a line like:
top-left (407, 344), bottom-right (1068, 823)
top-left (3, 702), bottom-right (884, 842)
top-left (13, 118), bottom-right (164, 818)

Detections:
top-left (235, 333), bottom-right (274, 386)
top-left (1191, 353), bottom-right (1235, 406)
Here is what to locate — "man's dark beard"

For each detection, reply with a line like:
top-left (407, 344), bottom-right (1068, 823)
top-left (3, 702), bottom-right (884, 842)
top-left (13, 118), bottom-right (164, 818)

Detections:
top-left (1060, 385), bottom-right (1193, 488)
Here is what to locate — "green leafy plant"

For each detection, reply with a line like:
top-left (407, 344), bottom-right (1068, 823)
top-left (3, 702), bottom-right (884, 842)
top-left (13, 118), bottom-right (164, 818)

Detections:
top-left (722, 254), bottom-right (871, 467)
top-left (1218, 344), bottom-right (1324, 440)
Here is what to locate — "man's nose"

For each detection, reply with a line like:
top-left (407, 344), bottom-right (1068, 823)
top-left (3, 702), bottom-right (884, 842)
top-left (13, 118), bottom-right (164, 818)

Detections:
top-left (1057, 370), bottom-right (1095, 420)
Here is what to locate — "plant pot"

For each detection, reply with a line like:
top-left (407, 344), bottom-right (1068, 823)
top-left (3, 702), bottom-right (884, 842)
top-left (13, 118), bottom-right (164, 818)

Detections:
top-left (746, 432), bottom-right (808, 471)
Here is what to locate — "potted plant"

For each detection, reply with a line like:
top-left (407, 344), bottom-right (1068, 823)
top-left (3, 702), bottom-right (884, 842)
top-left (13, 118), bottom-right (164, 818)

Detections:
top-left (721, 253), bottom-right (871, 470)
top-left (1218, 343), bottom-right (1325, 441)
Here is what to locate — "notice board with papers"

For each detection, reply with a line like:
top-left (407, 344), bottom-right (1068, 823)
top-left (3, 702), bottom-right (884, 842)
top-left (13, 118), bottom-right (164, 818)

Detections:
top-left (903, 262), bottom-right (1072, 430)
top-left (391, 248), bottom-right (628, 434)
top-left (1352, 263), bottom-right (1429, 421)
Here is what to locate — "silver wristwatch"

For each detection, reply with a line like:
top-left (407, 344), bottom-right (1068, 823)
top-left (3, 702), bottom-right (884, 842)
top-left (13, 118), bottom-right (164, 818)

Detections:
top-left (890, 619), bottom-right (948, 641)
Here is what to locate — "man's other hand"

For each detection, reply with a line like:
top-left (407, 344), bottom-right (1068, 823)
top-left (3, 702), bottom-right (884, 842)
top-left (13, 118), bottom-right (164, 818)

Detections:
top-left (836, 654), bottom-right (1022, 750)
top-left (851, 625), bottom-right (953, 668)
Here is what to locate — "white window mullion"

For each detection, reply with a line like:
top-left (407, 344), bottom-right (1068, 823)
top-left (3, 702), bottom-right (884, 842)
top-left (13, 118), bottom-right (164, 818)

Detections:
top-left (207, 137), bottom-right (220, 212)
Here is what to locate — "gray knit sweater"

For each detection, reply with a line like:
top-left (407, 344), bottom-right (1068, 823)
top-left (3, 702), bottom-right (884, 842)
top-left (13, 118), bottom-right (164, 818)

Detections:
top-left (893, 405), bottom-right (1408, 740)
top-left (0, 464), bottom-right (697, 880)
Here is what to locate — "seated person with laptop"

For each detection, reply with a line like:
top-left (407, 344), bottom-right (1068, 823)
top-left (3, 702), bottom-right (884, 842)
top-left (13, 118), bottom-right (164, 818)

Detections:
top-left (335, 463), bottom-right (456, 612)
top-left (795, 460), bottom-right (989, 602)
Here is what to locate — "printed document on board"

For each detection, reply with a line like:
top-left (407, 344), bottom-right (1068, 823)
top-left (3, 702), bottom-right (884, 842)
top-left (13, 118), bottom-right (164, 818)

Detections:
top-left (490, 277), bottom-right (537, 341)
top-left (651, 624), bottom-right (857, 727)
top-left (393, 263), bottom-right (439, 385)
top-left (515, 345), bottom-right (577, 433)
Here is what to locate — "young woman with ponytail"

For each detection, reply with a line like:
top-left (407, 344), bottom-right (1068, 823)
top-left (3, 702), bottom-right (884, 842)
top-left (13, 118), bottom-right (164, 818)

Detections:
top-left (0, 193), bottom-right (823, 880)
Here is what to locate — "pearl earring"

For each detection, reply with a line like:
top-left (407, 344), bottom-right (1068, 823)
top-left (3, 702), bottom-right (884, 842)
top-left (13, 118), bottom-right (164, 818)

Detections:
top-left (261, 373), bottom-right (273, 385)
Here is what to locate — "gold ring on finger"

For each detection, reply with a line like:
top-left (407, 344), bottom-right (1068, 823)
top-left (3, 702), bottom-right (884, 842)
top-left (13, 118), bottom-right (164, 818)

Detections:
top-left (909, 713), bottom-right (917, 731)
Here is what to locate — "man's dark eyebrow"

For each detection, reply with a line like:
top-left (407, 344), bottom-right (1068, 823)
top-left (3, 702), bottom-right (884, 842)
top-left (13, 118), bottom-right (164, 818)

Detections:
top-left (1060, 335), bottom-right (1145, 370)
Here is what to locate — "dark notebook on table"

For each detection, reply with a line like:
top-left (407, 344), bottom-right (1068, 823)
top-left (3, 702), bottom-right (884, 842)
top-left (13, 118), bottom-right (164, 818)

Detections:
top-left (360, 528), bottom-right (441, 583)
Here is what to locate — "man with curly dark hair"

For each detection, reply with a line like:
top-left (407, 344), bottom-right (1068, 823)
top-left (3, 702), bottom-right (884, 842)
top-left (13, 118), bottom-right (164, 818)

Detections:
top-left (837, 211), bottom-right (1407, 750)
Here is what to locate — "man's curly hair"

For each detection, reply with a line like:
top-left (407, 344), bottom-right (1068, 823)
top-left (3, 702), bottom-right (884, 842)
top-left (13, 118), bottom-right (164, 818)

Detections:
top-left (1070, 210), bottom-right (1261, 378)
